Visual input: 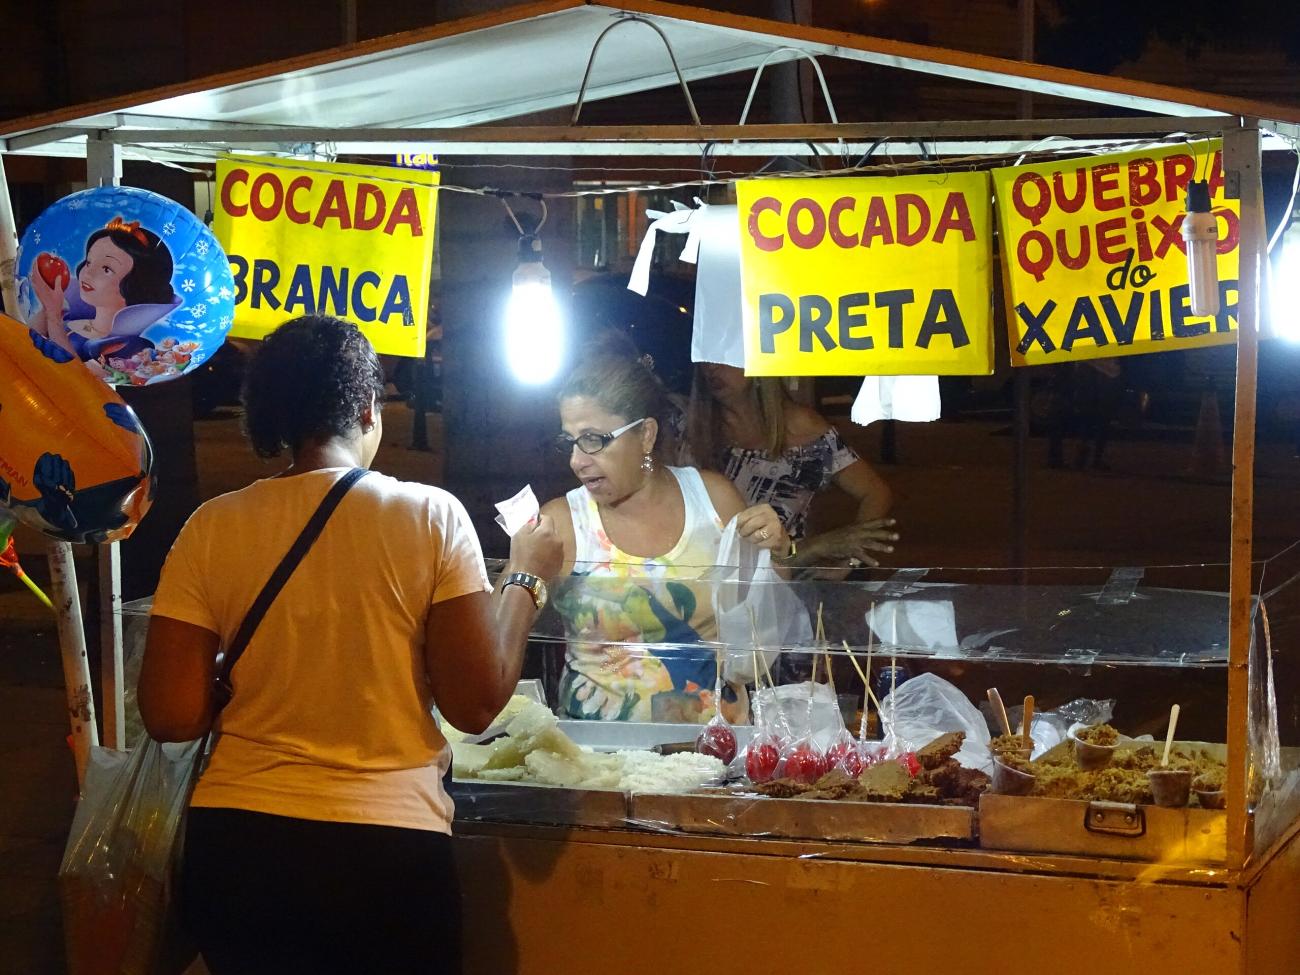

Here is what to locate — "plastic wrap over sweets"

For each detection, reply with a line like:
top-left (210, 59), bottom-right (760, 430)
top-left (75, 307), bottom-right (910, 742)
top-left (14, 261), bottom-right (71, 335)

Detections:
top-left (15, 185), bottom-right (235, 386)
top-left (0, 313), bottom-right (154, 543)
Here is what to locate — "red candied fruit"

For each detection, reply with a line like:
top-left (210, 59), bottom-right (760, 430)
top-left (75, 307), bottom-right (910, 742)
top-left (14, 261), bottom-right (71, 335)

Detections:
top-left (695, 721), bottom-right (738, 765)
top-left (782, 742), bottom-right (827, 785)
top-left (745, 738), bottom-right (781, 784)
top-left (897, 751), bottom-right (921, 777)
top-left (824, 736), bottom-right (855, 772)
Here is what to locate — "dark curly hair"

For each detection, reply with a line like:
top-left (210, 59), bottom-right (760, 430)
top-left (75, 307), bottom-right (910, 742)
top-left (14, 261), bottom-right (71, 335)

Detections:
top-left (242, 315), bottom-right (385, 459)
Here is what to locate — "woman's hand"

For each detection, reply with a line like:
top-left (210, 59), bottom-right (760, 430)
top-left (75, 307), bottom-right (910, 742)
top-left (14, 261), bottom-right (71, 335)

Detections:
top-left (735, 503), bottom-right (791, 556)
top-left (509, 513), bottom-right (563, 581)
top-left (795, 517), bottom-right (898, 569)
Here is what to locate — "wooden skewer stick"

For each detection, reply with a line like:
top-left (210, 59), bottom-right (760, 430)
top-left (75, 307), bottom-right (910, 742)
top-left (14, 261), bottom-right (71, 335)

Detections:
top-left (1161, 703), bottom-right (1181, 767)
top-left (1021, 695), bottom-right (1035, 738)
top-left (842, 641), bottom-right (880, 741)
top-left (842, 641), bottom-right (882, 712)
top-left (815, 602), bottom-right (825, 643)
top-left (824, 650), bottom-right (837, 696)
top-left (747, 607), bottom-right (767, 690)
top-left (987, 688), bottom-right (1013, 738)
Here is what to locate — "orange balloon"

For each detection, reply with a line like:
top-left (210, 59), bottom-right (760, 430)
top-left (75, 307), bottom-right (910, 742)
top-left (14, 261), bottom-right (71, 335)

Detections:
top-left (0, 314), bottom-right (154, 543)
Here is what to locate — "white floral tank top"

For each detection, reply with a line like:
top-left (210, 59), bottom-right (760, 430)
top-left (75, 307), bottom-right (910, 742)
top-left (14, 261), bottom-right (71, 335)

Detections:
top-left (555, 466), bottom-right (724, 722)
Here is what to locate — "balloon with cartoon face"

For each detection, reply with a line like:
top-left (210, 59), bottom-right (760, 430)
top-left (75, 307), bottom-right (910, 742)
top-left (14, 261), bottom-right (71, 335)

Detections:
top-left (0, 313), bottom-right (154, 543)
top-left (15, 186), bottom-right (235, 386)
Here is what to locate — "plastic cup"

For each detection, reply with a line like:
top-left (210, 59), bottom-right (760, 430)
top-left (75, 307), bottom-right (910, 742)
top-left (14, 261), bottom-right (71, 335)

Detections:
top-left (1069, 729), bottom-right (1117, 771)
top-left (1194, 788), bottom-right (1226, 810)
top-left (1147, 768), bottom-right (1193, 808)
top-left (991, 757), bottom-right (1036, 796)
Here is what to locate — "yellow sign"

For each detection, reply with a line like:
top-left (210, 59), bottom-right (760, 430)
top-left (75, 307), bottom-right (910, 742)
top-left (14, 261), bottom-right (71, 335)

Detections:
top-left (992, 142), bottom-right (1240, 366)
top-left (737, 174), bottom-right (995, 376)
top-left (213, 156), bottom-right (438, 357)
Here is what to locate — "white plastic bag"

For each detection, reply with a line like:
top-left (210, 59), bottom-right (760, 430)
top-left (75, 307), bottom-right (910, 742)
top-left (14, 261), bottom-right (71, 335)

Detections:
top-left (712, 518), bottom-right (812, 682)
top-left (879, 672), bottom-right (991, 769)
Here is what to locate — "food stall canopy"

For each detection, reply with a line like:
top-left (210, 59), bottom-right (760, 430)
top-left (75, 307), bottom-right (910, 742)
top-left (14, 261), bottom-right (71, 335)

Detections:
top-left (2, 0), bottom-right (1299, 162)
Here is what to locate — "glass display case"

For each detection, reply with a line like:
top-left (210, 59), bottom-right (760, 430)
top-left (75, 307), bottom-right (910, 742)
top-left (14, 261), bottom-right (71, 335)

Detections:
top-left (428, 553), bottom-right (1300, 870)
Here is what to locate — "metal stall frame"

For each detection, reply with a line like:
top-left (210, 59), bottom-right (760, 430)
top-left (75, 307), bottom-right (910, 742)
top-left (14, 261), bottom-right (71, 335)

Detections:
top-left (1, 2), bottom-right (1298, 970)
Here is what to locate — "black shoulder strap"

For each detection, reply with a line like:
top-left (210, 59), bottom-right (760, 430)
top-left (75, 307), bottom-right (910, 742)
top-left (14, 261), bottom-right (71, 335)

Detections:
top-left (214, 467), bottom-right (369, 707)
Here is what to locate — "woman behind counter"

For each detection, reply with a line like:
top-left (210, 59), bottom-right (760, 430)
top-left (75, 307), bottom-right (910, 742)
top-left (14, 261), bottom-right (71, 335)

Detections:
top-left (686, 363), bottom-right (897, 572)
top-left (541, 351), bottom-right (792, 724)
top-left (139, 315), bottom-right (561, 975)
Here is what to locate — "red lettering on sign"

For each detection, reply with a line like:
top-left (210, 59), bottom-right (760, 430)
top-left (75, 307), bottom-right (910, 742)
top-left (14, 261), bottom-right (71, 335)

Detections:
top-left (383, 188), bottom-right (423, 237)
top-left (747, 197), bottom-right (784, 252)
top-left (933, 192), bottom-right (975, 242)
top-left (314, 181), bottom-right (353, 231)
top-left (284, 176), bottom-right (313, 224)
top-left (220, 168), bottom-right (249, 216)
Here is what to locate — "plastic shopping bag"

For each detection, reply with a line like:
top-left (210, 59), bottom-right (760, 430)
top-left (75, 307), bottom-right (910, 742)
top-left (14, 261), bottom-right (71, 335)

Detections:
top-left (712, 518), bottom-right (812, 683)
top-left (59, 737), bottom-right (203, 975)
top-left (879, 672), bottom-right (991, 770)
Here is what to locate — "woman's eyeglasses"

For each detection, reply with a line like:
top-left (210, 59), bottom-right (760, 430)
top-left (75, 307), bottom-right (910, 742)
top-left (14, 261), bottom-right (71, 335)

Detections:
top-left (552, 418), bottom-right (646, 455)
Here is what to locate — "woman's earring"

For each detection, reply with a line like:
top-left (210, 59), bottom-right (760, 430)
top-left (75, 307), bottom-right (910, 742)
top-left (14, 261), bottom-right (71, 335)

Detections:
top-left (641, 453), bottom-right (655, 473)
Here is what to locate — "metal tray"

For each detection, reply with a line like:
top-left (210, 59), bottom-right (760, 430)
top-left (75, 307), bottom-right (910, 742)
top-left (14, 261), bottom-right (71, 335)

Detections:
top-left (630, 791), bottom-right (975, 845)
top-left (978, 794), bottom-right (1227, 863)
top-left (449, 779), bottom-right (630, 830)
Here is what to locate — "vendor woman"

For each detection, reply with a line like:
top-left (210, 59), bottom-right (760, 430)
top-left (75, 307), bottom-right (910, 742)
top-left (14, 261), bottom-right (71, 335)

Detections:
top-left (540, 349), bottom-right (790, 723)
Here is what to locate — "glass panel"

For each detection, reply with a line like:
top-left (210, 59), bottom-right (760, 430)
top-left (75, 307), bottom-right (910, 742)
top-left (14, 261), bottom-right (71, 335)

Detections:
top-left (1252, 542), bottom-right (1300, 857)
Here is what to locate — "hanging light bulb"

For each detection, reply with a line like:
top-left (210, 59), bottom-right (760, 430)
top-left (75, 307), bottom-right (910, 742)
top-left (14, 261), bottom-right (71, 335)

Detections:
top-left (1182, 179), bottom-right (1220, 318)
top-left (504, 231), bottom-right (565, 385)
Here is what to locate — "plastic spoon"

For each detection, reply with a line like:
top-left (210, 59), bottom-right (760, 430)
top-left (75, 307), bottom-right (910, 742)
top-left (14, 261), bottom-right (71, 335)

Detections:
top-left (987, 688), bottom-right (1013, 738)
top-left (1161, 704), bottom-right (1181, 767)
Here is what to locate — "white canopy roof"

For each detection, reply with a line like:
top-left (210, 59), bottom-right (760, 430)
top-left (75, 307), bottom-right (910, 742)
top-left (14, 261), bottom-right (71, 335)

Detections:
top-left (3, 0), bottom-right (1297, 161)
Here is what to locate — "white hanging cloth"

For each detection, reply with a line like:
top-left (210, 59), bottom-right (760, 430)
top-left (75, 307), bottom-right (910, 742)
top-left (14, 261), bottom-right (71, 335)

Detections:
top-left (627, 200), bottom-right (745, 369)
top-left (851, 375), bottom-right (943, 426)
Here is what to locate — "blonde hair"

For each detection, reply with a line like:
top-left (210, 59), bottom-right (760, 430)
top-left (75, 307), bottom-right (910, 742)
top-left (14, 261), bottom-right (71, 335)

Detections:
top-left (558, 338), bottom-right (671, 457)
top-left (686, 367), bottom-right (787, 469)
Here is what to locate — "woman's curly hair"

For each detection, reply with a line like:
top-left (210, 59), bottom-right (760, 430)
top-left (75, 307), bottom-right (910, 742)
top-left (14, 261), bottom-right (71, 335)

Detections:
top-left (242, 315), bottom-right (385, 459)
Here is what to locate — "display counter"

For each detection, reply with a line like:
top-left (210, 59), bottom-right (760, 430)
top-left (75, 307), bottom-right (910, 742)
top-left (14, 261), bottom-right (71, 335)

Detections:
top-left (441, 555), bottom-right (1300, 974)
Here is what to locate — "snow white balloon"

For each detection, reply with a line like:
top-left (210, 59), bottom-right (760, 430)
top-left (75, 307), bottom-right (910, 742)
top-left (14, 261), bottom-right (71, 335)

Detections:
top-left (15, 185), bottom-right (235, 386)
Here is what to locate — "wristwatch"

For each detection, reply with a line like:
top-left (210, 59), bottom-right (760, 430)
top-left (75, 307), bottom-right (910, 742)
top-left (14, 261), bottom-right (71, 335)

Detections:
top-left (503, 571), bottom-right (548, 611)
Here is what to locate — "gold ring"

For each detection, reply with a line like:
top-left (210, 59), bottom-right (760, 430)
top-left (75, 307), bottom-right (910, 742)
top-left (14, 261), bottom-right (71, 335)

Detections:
top-left (758, 528), bottom-right (770, 541)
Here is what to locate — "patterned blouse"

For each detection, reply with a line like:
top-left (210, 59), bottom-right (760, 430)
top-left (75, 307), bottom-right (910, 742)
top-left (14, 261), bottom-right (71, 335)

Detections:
top-left (720, 427), bottom-right (860, 539)
top-left (554, 466), bottom-right (725, 723)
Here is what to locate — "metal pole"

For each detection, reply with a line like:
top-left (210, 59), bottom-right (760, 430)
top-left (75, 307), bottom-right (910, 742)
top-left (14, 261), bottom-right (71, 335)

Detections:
top-left (1224, 120), bottom-right (1264, 871)
top-left (341, 0), bottom-right (358, 45)
top-left (98, 540), bottom-right (125, 750)
top-left (1010, 0), bottom-right (1034, 568)
top-left (86, 135), bottom-right (127, 752)
top-left (49, 541), bottom-right (98, 787)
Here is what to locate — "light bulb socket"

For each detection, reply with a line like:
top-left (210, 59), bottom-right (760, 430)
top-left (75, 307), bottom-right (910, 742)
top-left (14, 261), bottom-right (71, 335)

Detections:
top-left (517, 234), bottom-right (544, 263)
top-left (1185, 180), bottom-right (1212, 214)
